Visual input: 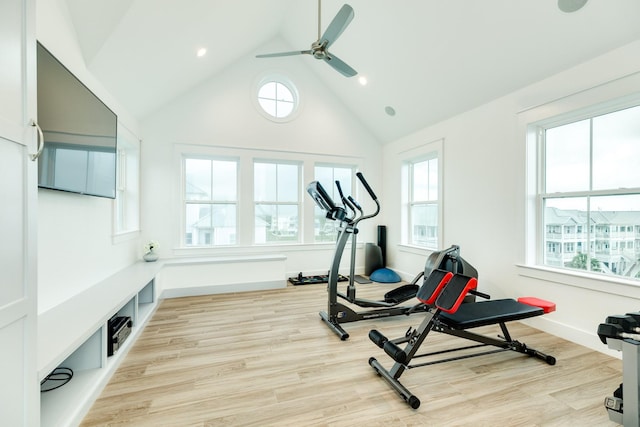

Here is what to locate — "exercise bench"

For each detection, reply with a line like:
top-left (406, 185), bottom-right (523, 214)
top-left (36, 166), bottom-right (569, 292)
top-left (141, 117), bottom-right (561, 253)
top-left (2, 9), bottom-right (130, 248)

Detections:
top-left (368, 269), bottom-right (556, 409)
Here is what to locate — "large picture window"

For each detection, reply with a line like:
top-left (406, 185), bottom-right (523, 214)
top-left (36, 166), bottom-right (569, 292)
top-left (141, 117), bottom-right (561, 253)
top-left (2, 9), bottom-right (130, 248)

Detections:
top-left (254, 160), bottom-right (301, 244)
top-left (178, 145), bottom-right (361, 250)
top-left (538, 104), bottom-right (640, 279)
top-left (184, 157), bottom-right (238, 246)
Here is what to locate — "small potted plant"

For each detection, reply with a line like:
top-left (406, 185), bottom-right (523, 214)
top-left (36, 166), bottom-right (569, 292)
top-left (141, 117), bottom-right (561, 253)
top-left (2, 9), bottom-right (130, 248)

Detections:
top-left (143, 240), bottom-right (159, 262)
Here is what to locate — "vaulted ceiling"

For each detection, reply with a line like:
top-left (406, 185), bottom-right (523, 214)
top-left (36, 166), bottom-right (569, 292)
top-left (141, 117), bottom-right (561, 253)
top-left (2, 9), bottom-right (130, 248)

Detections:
top-left (64, 0), bottom-right (640, 143)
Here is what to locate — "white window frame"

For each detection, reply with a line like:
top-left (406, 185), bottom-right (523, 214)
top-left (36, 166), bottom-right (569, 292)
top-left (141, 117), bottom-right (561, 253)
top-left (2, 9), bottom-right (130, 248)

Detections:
top-left (400, 139), bottom-right (443, 250)
top-left (522, 87), bottom-right (640, 288)
top-left (253, 73), bottom-right (301, 123)
top-left (253, 159), bottom-right (302, 245)
top-left (113, 123), bottom-right (140, 242)
top-left (533, 103), bottom-right (640, 280)
top-left (173, 143), bottom-right (363, 255)
top-left (182, 154), bottom-right (239, 248)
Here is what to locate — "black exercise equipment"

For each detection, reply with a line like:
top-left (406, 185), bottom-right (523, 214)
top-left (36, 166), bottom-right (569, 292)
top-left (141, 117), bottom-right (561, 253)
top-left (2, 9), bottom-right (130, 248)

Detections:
top-left (307, 172), bottom-right (477, 340)
top-left (368, 268), bottom-right (556, 409)
top-left (599, 312), bottom-right (640, 426)
top-left (287, 272), bottom-right (348, 286)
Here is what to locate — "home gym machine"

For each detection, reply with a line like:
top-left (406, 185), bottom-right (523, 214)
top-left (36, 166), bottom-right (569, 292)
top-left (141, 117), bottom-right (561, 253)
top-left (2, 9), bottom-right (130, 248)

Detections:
top-left (306, 172), bottom-right (477, 340)
top-left (368, 268), bottom-right (556, 409)
top-left (598, 312), bottom-right (640, 426)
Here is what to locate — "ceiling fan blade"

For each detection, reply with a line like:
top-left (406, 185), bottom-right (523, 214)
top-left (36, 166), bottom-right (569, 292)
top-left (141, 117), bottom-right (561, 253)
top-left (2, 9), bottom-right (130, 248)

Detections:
top-left (256, 50), bottom-right (312, 58)
top-left (321, 4), bottom-right (354, 48)
top-left (323, 52), bottom-right (357, 77)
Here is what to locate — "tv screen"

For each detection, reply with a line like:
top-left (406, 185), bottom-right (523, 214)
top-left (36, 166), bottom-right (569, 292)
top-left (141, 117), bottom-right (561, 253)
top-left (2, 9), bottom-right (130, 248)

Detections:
top-left (36, 42), bottom-right (117, 199)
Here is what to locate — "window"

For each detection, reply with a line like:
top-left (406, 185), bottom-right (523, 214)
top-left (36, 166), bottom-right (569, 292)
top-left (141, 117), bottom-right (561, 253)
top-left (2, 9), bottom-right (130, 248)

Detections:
top-left (114, 124), bottom-right (140, 238)
top-left (255, 75), bottom-right (299, 121)
top-left (176, 144), bottom-right (361, 250)
top-left (401, 143), bottom-right (441, 249)
top-left (313, 164), bottom-right (355, 242)
top-left (254, 160), bottom-right (300, 244)
top-left (184, 157), bottom-right (238, 246)
top-left (537, 104), bottom-right (640, 279)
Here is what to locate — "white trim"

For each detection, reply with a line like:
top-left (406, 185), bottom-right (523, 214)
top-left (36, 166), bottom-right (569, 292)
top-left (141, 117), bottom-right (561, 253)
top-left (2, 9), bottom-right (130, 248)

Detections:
top-left (516, 264), bottom-right (640, 298)
top-left (161, 280), bottom-right (284, 299)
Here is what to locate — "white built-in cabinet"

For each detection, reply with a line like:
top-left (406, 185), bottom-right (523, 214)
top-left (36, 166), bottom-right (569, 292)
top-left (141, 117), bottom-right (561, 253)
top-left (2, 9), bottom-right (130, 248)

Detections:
top-left (0, 0), bottom-right (38, 425)
top-left (38, 262), bottom-right (161, 427)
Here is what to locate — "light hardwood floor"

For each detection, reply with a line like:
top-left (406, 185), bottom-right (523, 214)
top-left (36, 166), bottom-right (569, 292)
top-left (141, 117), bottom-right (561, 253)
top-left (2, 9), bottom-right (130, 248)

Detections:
top-left (81, 283), bottom-right (622, 426)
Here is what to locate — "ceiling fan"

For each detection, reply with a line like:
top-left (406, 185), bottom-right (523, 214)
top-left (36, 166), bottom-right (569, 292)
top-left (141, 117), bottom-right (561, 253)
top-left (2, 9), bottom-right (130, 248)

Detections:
top-left (256, 1), bottom-right (358, 77)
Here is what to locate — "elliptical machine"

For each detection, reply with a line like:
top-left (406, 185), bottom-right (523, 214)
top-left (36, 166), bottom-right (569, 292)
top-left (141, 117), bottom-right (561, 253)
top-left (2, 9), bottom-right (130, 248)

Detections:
top-left (307, 172), bottom-right (430, 340)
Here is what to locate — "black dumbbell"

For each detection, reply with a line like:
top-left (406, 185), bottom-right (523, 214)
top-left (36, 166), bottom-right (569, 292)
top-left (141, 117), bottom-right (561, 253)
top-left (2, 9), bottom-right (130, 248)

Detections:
top-left (598, 322), bottom-right (640, 344)
top-left (625, 311), bottom-right (640, 326)
top-left (606, 314), bottom-right (640, 333)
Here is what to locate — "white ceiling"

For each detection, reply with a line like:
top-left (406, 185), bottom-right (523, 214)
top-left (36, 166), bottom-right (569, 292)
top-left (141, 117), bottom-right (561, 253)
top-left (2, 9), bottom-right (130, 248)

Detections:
top-left (64, 0), bottom-right (640, 144)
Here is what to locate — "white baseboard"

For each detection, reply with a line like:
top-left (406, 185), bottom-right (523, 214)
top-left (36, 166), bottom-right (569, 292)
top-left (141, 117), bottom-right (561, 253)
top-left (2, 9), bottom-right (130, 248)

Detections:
top-left (160, 280), bottom-right (285, 299)
top-left (521, 315), bottom-right (621, 359)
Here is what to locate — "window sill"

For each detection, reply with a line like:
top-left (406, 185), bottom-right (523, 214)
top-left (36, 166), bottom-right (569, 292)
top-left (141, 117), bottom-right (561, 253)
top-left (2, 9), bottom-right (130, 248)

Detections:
top-left (516, 264), bottom-right (640, 298)
top-left (172, 242), bottom-right (359, 257)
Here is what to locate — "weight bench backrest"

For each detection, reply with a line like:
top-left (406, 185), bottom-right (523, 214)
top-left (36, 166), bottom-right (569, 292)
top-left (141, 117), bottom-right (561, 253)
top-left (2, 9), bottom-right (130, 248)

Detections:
top-left (435, 274), bottom-right (477, 314)
top-left (416, 269), bottom-right (453, 305)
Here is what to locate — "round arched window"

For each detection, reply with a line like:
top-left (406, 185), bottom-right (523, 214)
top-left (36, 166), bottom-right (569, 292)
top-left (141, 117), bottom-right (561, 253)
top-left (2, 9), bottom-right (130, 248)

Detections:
top-left (255, 75), bottom-right (299, 122)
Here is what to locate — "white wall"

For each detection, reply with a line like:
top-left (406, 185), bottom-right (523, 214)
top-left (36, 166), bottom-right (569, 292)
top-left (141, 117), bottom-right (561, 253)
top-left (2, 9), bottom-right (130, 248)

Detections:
top-left (140, 38), bottom-right (384, 287)
top-left (383, 40), bottom-right (640, 355)
top-left (36, 0), bottom-right (142, 313)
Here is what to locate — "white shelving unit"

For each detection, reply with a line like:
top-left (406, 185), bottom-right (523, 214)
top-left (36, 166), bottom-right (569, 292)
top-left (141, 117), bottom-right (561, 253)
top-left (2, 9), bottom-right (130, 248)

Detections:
top-left (38, 261), bottom-right (162, 427)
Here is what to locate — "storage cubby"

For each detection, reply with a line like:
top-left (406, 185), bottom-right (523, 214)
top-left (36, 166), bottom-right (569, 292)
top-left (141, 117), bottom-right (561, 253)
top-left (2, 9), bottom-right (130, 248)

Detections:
top-left (38, 261), bottom-right (162, 427)
top-left (136, 279), bottom-right (155, 326)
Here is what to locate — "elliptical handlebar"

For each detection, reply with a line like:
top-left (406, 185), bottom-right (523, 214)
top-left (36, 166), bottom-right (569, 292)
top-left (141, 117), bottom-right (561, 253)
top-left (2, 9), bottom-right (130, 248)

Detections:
top-left (335, 180), bottom-right (357, 218)
top-left (356, 172), bottom-right (378, 201)
top-left (306, 172), bottom-right (380, 225)
top-left (352, 172), bottom-right (380, 225)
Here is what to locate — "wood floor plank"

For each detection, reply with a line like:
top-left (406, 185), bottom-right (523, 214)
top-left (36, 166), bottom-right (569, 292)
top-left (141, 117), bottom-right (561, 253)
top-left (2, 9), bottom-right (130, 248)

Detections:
top-left (81, 283), bottom-right (622, 426)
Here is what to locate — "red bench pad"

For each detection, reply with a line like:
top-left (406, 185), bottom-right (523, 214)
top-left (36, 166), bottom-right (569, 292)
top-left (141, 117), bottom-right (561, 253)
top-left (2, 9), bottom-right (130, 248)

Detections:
top-left (435, 274), bottom-right (477, 314)
top-left (517, 297), bottom-right (556, 313)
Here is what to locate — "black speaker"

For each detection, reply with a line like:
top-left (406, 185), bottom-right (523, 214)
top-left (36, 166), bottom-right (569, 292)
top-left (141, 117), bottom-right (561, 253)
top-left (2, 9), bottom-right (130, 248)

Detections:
top-left (377, 225), bottom-right (387, 266)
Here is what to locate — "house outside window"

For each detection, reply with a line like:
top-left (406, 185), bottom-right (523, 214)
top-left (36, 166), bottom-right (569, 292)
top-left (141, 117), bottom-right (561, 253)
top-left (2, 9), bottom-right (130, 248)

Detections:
top-left (254, 160), bottom-right (301, 244)
top-left (537, 104), bottom-right (640, 279)
top-left (184, 156), bottom-right (238, 246)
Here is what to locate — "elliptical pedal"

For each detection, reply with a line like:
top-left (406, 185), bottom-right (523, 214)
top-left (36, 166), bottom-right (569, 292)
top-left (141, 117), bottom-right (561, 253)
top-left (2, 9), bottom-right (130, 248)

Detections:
top-left (384, 284), bottom-right (419, 305)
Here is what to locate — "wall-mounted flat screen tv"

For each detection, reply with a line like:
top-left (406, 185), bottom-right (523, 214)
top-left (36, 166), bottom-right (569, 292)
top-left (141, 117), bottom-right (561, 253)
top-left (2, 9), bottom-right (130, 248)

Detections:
top-left (36, 42), bottom-right (117, 199)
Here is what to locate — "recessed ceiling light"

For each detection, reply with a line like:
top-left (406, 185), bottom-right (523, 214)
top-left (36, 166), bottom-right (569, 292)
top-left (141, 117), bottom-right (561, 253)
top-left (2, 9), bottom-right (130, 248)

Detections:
top-left (358, 76), bottom-right (368, 86)
top-left (558, 0), bottom-right (588, 13)
top-left (196, 48), bottom-right (207, 57)
top-left (385, 106), bottom-right (396, 117)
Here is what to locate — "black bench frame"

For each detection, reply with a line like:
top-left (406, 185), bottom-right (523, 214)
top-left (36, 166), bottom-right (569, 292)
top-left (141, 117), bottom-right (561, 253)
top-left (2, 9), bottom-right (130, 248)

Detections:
top-left (368, 269), bottom-right (556, 409)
